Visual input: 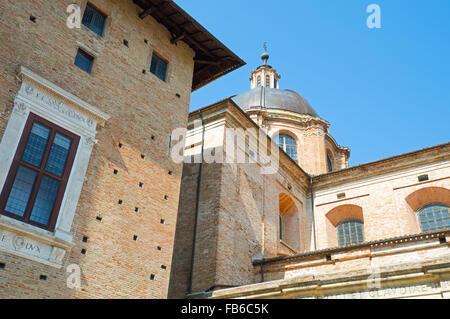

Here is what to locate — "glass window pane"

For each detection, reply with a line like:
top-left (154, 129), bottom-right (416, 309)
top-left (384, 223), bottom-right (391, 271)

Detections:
top-left (82, 4), bottom-right (106, 36)
top-left (30, 176), bottom-right (60, 226)
top-left (419, 204), bottom-right (450, 232)
top-left (150, 54), bottom-right (168, 81)
top-left (22, 123), bottom-right (50, 167)
top-left (4, 166), bottom-right (38, 217)
top-left (337, 220), bottom-right (363, 246)
top-left (92, 11), bottom-right (106, 36)
top-left (75, 50), bottom-right (94, 73)
top-left (45, 133), bottom-right (72, 176)
top-left (276, 134), bottom-right (297, 161)
top-left (81, 5), bottom-right (94, 26)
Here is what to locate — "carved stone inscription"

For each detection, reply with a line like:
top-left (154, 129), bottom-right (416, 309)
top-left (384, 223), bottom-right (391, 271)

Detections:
top-left (21, 83), bottom-right (94, 129)
top-left (0, 228), bottom-right (53, 262)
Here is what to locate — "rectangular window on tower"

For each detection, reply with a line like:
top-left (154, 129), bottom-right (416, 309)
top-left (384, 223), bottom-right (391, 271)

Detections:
top-left (150, 53), bottom-right (168, 82)
top-left (82, 3), bottom-right (107, 36)
top-left (0, 113), bottom-right (80, 231)
top-left (74, 49), bottom-right (95, 73)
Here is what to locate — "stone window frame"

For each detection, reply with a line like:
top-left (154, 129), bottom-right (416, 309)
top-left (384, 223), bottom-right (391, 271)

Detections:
top-left (0, 66), bottom-right (109, 267)
top-left (0, 113), bottom-right (80, 231)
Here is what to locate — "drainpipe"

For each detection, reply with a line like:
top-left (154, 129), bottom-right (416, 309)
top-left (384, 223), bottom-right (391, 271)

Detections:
top-left (310, 176), bottom-right (317, 251)
top-left (188, 112), bottom-right (205, 294)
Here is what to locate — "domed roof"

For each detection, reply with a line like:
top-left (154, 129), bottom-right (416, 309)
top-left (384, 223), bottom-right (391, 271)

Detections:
top-left (232, 87), bottom-right (319, 117)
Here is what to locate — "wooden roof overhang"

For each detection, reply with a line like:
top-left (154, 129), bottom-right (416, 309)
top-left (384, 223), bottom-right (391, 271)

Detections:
top-left (132, 0), bottom-right (246, 91)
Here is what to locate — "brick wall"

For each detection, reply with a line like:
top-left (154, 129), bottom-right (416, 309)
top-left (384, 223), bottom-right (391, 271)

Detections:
top-left (171, 100), bottom-right (449, 298)
top-left (0, 0), bottom-right (194, 298)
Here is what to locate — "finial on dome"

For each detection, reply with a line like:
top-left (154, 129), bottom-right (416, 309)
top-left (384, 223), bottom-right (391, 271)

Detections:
top-left (261, 42), bottom-right (269, 65)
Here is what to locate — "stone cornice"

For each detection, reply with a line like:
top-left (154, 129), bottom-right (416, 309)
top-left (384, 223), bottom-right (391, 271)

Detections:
top-left (253, 229), bottom-right (450, 266)
top-left (187, 98), bottom-right (311, 187)
top-left (17, 65), bottom-right (110, 126)
top-left (246, 108), bottom-right (330, 130)
top-left (208, 257), bottom-right (450, 299)
top-left (325, 133), bottom-right (350, 155)
top-left (312, 142), bottom-right (450, 188)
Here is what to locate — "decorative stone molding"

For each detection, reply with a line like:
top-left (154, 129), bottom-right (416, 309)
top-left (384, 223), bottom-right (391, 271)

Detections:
top-left (0, 216), bottom-right (74, 268)
top-left (304, 129), bottom-right (326, 137)
top-left (17, 65), bottom-right (109, 127)
top-left (21, 83), bottom-right (95, 129)
top-left (0, 65), bottom-right (109, 267)
top-left (13, 101), bottom-right (28, 117)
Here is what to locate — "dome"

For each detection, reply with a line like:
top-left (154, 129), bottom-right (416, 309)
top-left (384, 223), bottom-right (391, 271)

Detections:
top-left (232, 87), bottom-right (319, 117)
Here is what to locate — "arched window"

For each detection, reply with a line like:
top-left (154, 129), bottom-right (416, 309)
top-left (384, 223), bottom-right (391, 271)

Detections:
top-left (279, 193), bottom-right (300, 251)
top-left (274, 78), bottom-right (278, 88)
top-left (327, 154), bottom-right (333, 172)
top-left (275, 134), bottom-right (297, 161)
top-left (257, 76), bottom-right (261, 87)
top-left (266, 75), bottom-right (270, 88)
top-left (418, 203), bottom-right (449, 233)
top-left (337, 219), bottom-right (363, 247)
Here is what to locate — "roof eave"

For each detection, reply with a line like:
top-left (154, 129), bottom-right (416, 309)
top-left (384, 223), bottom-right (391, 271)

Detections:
top-left (132, 0), bottom-right (246, 91)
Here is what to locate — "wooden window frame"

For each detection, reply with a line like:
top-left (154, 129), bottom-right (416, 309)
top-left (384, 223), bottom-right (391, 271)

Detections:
top-left (0, 113), bottom-right (80, 231)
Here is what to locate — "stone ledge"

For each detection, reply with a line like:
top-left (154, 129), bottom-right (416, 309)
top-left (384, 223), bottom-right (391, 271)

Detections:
top-left (210, 258), bottom-right (450, 299)
top-left (0, 216), bottom-right (74, 268)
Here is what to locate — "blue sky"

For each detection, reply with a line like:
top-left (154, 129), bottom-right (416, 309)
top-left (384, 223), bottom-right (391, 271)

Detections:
top-left (177, 0), bottom-right (450, 166)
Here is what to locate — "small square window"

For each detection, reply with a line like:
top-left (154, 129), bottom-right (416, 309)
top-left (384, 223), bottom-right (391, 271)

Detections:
top-left (82, 4), bottom-right (107, 36)
top-left (74, 49), bottom-right (94, 73)
top-left (150, 53), bottom-right (168, 82)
